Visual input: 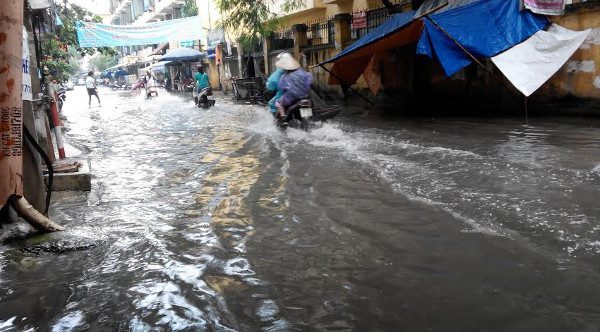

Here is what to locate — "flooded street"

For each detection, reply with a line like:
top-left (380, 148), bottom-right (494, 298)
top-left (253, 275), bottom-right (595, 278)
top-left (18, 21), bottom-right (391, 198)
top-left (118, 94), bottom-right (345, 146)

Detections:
top-left (1, 86), bottom-right (600, 330)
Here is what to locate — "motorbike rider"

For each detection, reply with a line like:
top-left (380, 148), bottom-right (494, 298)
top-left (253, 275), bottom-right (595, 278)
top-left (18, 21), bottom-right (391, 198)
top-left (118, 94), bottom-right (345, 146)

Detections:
top-left (194, 65), bottom-right (210, 90)
top-left (143, 70), bottom-right (157, 97)
top-left (274, 53), bottom-right (313, 119)
top-left (266, 54), bottom-right (286, 116)
top-left (194, 65), bottom-right (210, 103)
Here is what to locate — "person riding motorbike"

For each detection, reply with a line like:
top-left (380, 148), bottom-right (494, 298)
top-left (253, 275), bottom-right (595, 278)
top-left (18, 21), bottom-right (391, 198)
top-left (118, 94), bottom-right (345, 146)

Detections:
top-left (266, 53), bottom-right (286, 116)
top-left (193, 65), bottom-right (211, 106)
top-left (274, 53), bottom-right (313, 120)
top-left (143, 70), bottom-right (158, 98)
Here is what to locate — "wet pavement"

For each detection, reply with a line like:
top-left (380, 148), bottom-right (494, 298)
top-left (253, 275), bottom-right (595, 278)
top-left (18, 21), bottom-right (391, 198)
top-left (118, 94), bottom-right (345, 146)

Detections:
top-left (1, 86), bottom-right (600, 331)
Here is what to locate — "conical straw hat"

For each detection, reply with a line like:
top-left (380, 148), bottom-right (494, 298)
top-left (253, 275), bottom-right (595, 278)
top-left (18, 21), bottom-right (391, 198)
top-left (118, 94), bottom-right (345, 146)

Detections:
top-left (275, 52), bottom-right (301, 70)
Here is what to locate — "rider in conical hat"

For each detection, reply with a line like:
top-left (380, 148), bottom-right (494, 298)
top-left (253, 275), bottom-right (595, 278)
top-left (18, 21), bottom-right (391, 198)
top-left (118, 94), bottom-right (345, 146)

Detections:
top-left (274, 53), bottom-right (312, 118)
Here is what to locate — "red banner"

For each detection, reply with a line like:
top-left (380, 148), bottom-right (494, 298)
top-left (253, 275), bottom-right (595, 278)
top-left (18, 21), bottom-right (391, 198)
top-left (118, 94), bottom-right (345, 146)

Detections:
top-left (352, 11), bottom-right (367, 30)
top-left (523, 0), bottom-right (565, 15)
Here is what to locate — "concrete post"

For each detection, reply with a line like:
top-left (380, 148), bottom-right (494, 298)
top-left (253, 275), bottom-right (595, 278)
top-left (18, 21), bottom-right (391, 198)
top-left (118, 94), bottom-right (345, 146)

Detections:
top-left (292, 24), bottom-right (308, 63)
top-left (237, 41), bottom-right (244, 77)
top-left (22, 19), bottom-right (46, 213)
top-left (253, 56), bottom-right (262, 77)
top-left (0, 0), bottom-right (24, 207)
top-left (332, 14), bottom-right (352, 52)
top-left (262, 37), bottom-right (271, 76)
top-left (22, 102), bottom-right (45, 213)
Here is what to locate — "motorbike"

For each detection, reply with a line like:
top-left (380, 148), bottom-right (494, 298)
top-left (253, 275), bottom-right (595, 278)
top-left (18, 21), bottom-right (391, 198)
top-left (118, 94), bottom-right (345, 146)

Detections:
top-left (145, 84), bottom-right (158, 99)
top-left (277, 99), bottom-right (312, 131)
top-left (194, 87), bottom-right (216, 109)
top-left (132, 78), bottom-right (158, 99)
top-left (110, 80), bottom-right (131, 90)
top-left (277, 98), bottom-right (341, 131)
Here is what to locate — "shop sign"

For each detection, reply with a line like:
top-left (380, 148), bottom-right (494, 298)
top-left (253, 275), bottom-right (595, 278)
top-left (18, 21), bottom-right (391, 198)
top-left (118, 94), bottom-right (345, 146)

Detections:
top-left (522, 0), bottom-right (565, 15)
top-left (351, 11), bottom-right (367, 30)
top-left (207, 28), bottom-right (225, 48)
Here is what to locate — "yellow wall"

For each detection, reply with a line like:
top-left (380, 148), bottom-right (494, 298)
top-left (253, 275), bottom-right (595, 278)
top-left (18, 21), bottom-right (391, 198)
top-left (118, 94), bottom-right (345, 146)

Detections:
top-left (277, 0), bottom-right (399, 28)
top-left (278, 9), bottom-right (327, 28)
top-left (206, 59), bottom-right (221, 88)
top-left (539, 12), bottom-right (600, 99)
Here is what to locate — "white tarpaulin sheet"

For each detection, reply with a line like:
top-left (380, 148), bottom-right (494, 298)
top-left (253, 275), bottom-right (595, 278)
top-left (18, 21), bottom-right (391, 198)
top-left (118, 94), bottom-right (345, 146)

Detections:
top-left (492, 24), bottom-right (591, 96)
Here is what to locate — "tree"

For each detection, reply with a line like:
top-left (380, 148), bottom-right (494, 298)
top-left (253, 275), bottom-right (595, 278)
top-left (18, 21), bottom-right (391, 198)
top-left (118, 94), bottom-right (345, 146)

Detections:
top-left (216, 0), bottom-right (402, 49)
top-left (89, 53), bottom-right (117, 72)
top-left (41, 2), bottom-right (116, 82)
top-left (215, 0), bottom-right (280, 50)
top-left (40, 39), bottom-right (80, 82)
top-left (181, 0), bottom-right (199, 17)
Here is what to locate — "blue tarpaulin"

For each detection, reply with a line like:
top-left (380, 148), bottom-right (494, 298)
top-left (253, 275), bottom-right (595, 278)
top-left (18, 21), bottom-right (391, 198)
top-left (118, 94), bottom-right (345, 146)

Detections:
top-left (416, 0), bottom-right (548, 76)
top-left (325, 11), bottom-right (416, 64)
top-left (323, 11), bottom-right (423, 86)
top-left (113, 69), bottom-right (128, 77)
top-left (413, 0), bottom-right (479, 18)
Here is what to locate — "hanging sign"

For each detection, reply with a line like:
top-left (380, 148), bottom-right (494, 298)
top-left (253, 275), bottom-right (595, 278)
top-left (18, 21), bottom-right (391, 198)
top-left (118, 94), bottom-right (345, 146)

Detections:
top-left (207, 28), bottom-right (225, 48)
top-left (522, 0), bottom-right (565, 15)
top-left (180, 40), bottom-right (194, 47)
top-left (29, 0), bottom-right (51, 9)
top-left (22, 27), bottom-right (33, 101)
top-left (351, 11), bottom-right (367, 30)
top-left (76, 16), bottom-right (204, 47)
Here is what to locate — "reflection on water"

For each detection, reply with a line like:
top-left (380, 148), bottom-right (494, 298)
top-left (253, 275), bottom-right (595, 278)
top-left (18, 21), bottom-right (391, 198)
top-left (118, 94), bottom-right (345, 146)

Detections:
top-left (0, 87), bottom-right (599, 330)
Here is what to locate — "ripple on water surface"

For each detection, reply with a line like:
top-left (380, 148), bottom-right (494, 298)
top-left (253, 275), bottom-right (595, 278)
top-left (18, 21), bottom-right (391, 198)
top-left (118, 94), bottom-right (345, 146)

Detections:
top-left (1, 88), bottom-right (599, 330)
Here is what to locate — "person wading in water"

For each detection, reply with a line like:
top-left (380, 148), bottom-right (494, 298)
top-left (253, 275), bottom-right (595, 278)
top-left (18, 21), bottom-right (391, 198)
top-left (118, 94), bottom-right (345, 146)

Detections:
top-left (85, 71), bottom-right (101, 107)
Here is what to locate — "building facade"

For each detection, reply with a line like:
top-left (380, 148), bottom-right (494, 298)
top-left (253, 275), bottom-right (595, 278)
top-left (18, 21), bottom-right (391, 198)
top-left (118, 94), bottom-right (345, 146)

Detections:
top-left (260, 0), bottom-right (600, 115)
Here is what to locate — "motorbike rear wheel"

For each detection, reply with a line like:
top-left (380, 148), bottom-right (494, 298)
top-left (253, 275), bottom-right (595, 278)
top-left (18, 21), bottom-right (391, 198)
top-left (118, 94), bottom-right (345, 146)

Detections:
top-left (300, 118), bottom-right (309, 131)
top-left (288, 117), bottom-right (309, 131)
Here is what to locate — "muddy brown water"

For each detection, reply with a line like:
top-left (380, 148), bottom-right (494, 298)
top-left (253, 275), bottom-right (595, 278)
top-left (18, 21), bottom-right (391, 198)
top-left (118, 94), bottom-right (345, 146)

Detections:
top-left (1, 87), bottom-right (599, 331)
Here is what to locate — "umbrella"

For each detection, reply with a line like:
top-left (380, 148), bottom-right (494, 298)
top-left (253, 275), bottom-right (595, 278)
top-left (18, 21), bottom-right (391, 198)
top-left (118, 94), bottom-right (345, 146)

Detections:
top-left (149, 61), bottom-right (172, 69)
top-left (113, 69), bottom-right (128, 77)
top-left (106, 63), bottom-right (123, 71)
top-left (148, 61), bottom-right (172, 73)
top-left (161, 48), bottom-right (204, 62)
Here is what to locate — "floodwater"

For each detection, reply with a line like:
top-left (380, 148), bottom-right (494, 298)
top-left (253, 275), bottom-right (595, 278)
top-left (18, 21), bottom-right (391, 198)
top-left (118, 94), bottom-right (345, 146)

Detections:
top-left (1, 86), bottom-right (600, 331)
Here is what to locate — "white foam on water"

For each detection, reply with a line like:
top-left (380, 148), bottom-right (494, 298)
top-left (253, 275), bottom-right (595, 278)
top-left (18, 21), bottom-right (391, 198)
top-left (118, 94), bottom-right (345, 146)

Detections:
top-left (0, 316), bottom-right (17, 330)
top-left (256, 299), bottom-right (280, 322)
top-left (247, 108), bottom-right (283, 138)
top-left (294, 122), bottom-right (503, 235)
top-left (51, 311), bottom-right (85, 332)
top-left (247, 119), bottom-right (600, 253)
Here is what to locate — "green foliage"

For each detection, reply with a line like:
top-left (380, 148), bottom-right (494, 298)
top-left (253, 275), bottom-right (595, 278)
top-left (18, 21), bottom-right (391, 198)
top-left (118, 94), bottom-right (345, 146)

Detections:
top-left (54, 3), bottom-right (116, 57)
top-left (216, 0), bottom-right (303, 49)
top-left (181, 0), bottom-right (199, 18)
top-left (89, 53), bottom-right (117, 72)
top-left (279, 0), bottom-right (306, 14)
top-left (41, 2), bottom-right (117, 82)
top-left (40, 37), bottom-right (79, 82)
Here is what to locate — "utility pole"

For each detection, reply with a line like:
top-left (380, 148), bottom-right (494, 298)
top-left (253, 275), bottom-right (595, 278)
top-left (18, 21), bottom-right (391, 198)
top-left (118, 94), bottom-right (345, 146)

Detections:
top-left (0, 0), bottom-right (64, 231)
top-left (208, 0), bottom-right (212, 30)
top-left (0, 0), bottom-right (25, 208)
